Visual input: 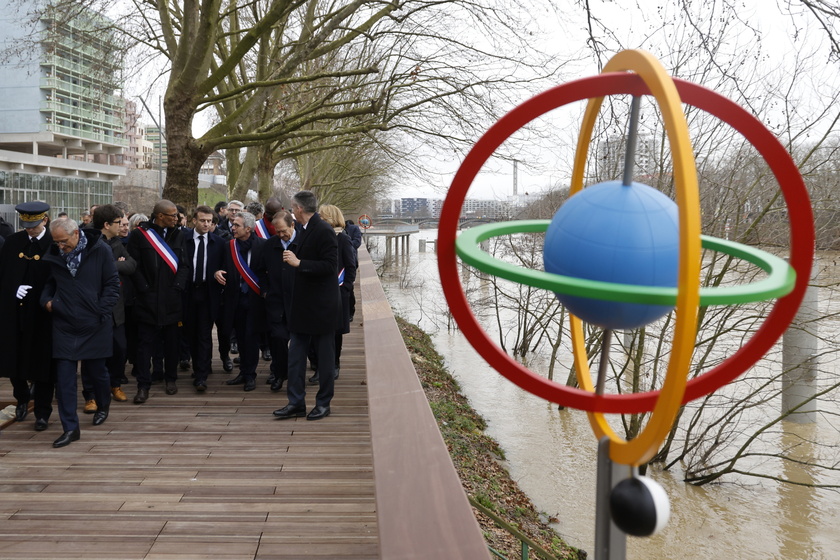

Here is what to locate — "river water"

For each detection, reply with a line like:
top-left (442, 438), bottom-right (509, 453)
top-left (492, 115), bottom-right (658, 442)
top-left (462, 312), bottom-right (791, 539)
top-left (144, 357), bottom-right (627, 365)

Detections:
top-left (369, 229), bottom-right (840, 560)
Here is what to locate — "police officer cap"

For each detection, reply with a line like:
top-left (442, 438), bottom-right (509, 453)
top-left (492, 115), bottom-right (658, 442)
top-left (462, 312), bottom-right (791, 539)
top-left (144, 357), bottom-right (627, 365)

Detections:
top-left (15, 201), bottom-right (50, 227)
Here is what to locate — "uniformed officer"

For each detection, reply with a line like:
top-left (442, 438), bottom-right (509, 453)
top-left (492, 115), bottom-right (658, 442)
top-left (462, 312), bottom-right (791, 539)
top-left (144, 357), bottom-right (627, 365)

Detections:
top-left (0, 202), bottom-right (56, 431)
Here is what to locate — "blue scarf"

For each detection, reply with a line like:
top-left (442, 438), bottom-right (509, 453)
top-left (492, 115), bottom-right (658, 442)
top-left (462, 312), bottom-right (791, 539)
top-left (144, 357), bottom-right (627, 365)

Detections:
top-left (62, 231), bottom-right (87, 277)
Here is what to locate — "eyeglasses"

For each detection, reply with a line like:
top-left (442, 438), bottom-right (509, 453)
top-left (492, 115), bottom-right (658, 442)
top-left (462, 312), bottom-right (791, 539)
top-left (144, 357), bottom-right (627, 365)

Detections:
top-left (53, 231), bottom-right (78, 247)
top-left (228, 208), bottom-right (242, 214)
top-left (160, 212), bottom-right (178, 218)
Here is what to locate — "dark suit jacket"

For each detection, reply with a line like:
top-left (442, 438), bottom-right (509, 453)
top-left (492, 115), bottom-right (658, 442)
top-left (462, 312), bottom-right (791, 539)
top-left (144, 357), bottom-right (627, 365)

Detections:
top-left (288, 213), bottom-right (341, 336)
top-left (127, 221), bottom-right (189, 327)
top-left (260, 233), bottom-right (297, 339)
top-left (182, 228), bottom-right (224, 322)
top-left (217, 235), bottom-right (267, 335)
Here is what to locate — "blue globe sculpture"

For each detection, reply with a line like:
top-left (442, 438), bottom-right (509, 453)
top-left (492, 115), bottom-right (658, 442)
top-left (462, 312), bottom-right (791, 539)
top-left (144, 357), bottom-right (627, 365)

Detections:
top-left (543, 180), bottom-right (679, 330)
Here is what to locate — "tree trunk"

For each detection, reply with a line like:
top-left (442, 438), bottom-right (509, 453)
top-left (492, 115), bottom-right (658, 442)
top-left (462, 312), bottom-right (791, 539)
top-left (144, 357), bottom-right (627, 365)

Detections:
top-left (257, 145), bottom-right (275, 200)
top-left (231, 145), bottom-right (259, 201)
top-left (161, 98), bottom-right (209, 209)
top-left (225, 148), bottom-right (241, 200)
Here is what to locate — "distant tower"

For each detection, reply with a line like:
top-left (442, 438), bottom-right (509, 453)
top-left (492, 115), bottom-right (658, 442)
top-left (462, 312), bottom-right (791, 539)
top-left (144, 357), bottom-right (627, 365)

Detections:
top-left (513, 159), bottom-right (519, 196)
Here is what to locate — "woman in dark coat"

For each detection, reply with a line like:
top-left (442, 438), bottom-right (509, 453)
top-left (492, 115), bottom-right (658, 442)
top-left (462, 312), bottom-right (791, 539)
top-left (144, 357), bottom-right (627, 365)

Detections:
top-left (41, 218), bottom-right (119, 447)
top-left (317, 205), bottom-right (357, 380)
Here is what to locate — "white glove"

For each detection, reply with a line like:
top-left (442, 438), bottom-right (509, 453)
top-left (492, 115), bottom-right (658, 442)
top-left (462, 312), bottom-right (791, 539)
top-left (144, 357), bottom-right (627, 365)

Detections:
top-left (15, 285), bottom-right (32, 300)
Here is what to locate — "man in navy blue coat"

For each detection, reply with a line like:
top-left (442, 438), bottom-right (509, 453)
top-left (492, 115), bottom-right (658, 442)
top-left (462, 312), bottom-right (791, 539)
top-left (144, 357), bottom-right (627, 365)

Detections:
top-left (183, 205), bottom-right (225, 391)
top-left (273, 191), bottom-right (340, 421)
top-left (42, 217), bottom-right (119, 447)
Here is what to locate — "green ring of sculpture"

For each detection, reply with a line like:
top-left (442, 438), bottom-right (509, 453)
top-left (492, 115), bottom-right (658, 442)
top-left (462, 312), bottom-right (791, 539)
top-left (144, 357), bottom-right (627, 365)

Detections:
top-left (455, 219), bottom-right (795, 306)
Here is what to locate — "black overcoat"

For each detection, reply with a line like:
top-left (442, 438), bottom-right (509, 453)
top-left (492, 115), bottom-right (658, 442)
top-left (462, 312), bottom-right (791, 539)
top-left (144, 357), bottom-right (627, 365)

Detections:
top-left (41, 230), bottom-right (119, 360)
top-left (336, 230), bottom-right (357, 335)
top-left (127, 221), bottom-right (189, 326)
top-left (288, 213), bottom-right (341, 336)
top-left (0, 229), bottom-right (53, 381)
top-left (216, 235), bottom-right (267, 335)
top-left (107, 235), bottom-right (137, 327)
top-left (260, 234), bottom-right (297, 339)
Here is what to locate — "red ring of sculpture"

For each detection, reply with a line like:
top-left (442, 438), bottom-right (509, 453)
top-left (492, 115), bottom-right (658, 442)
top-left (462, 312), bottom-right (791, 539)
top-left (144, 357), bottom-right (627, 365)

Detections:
top-left (437, 73), bottom-right (814, 414)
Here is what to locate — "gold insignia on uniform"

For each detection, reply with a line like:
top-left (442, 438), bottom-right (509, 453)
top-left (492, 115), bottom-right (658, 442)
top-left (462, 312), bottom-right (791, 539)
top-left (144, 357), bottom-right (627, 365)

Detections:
top-left (19, 211), bottom-right (47, 222)
top-left (18, 252), bottom-right (41, 261)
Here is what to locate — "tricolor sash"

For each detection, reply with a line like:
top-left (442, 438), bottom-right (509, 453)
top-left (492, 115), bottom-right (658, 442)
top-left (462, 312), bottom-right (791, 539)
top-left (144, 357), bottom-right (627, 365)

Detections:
top-left (139, 227), bottom-right (178, 274)
top-left (230, 240), bottom-right (260, 294)
top-left (254, 219), bottom-right (269, 239)
top-left (338, 267), bottom-right (345, 286)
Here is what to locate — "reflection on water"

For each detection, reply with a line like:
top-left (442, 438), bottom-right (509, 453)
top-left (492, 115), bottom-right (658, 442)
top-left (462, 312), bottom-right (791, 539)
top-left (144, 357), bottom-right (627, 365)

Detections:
top-left (370, 230), bottom-right (840, 560)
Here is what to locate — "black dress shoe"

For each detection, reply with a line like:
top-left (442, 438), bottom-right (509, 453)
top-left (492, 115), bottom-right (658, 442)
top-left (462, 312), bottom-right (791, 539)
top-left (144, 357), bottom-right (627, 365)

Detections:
top-left (52, 430), bottom-right (80, 448)
top-left (179, 360), bottom-right (191, 371)
top-left (133, 387), bottom-right (149, 404)
top-left (93, 410), bottom-right (109, 426)
top-left (222, 358), bottom-right (234, 372)
top-left (273, 404), bottom-right (306, 419)
top-left (233, 357), bottom-right (241, 364)
top-left (266, 374), bottom-right (276, 385)
top-left (195, 381), bottom-right (207, 392)
top-left (165, 381), bottom-right (178, 395)
top-left (226, 374), bottom-right (245, 385)
top-left (230, 341), bottom-right (239, 354)
top-left (34, 418), bottom-right (48, 431)
top-left (308, 373), bottom-right (319, 385)
top-left (15, 402), bottom-right (29, 422)
top-left (262, 349), bottom-right (272, 361)
top-left (270, 378), bottom-right (285, 392)
top-left (243, 378), bottom-right (256, 392)
top-left (307, 405), bottom-right (331, 421)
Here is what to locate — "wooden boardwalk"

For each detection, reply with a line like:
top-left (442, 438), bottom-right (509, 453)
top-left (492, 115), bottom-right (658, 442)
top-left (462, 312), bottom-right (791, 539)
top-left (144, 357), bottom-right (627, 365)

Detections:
top-left (0, 247), bottom-right (491, 560)
top-left (0, 322), bottom-right (377, 559)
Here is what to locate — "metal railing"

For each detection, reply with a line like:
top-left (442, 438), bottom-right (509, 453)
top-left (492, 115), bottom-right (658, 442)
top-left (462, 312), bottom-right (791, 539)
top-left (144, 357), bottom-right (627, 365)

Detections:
top-left (468, 496), bottom-right (563, 560)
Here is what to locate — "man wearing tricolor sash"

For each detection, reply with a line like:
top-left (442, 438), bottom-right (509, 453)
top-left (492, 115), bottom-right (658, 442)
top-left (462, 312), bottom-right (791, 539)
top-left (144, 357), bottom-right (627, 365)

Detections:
top-left (127, 200), bottom-right (189, 404)
top-left (214, 211), bottom-right (267, 392)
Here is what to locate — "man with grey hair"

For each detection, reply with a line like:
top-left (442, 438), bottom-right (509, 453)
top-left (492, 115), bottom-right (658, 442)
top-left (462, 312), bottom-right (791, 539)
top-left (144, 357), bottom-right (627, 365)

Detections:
top-left (273, 190), bottom-right (340, 421)
top-left (42, 217), bottom-right (119, 447)
top-left (214, 211), bottom-right (267, 392)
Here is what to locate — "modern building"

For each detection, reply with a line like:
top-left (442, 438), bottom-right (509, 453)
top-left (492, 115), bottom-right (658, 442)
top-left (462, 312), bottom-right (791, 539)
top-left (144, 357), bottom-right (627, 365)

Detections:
top-left (145, 125), bottom-right (168, 170)
top-left (0, 0), bottom-right (126, 226)
top-left (400, 197), bottom-right (430, 217)
top-left (596, 132), bottom-right (658, 178)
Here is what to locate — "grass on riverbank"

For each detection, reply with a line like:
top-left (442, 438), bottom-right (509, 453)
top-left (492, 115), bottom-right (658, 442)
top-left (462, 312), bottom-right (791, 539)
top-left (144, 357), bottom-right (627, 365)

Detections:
top-left (397, 316), bottom-right (584, 560)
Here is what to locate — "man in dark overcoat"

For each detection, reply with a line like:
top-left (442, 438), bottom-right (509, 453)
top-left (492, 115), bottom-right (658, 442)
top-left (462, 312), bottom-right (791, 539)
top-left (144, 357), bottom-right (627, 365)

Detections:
top-left (272, 191), bottom-right (340, 421)
top-left (182, 205), bottom-right (224, 392)
top-left (259, 210), bottom-right (298, 393)
top-left (41, 217), bottom-right (119, 447)
top-left (0, 202), bottom-right (55, 431)
top-left (127, 199), bottom-right (189, 403)
top-left (214, 211), bottom-right (266, 392)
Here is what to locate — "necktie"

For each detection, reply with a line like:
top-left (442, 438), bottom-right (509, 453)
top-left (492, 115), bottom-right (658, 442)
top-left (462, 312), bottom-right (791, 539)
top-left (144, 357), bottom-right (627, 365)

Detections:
top-left (196, 235), bottom-right (205, 283)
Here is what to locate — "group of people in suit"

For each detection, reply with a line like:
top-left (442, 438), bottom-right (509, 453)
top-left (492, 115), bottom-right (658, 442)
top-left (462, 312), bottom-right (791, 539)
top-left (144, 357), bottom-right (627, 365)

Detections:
top-left (0, 190), bottom-right (361, 447)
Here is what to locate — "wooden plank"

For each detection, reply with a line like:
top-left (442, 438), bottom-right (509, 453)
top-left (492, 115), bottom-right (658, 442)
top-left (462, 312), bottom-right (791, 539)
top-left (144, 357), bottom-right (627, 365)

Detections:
top-left (359, 247), bottom-right (491, 560)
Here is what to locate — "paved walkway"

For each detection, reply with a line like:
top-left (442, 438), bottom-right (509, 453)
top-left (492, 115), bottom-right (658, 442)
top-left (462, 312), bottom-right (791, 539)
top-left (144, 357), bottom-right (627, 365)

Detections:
top-left (0, 321), bottom-right (377, 559)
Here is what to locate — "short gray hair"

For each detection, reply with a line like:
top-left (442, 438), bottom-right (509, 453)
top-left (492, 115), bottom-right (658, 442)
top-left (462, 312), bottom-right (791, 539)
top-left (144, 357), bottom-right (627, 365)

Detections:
top-left (50, 216), bottom-right (79, 235)
top-left (237, 211), bottom-right (256, 230)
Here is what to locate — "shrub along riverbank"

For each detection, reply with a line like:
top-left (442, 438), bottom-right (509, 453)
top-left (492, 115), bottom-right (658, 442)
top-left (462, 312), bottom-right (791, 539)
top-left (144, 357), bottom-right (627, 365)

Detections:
top-left (397, 317), bottom-right (585, 560)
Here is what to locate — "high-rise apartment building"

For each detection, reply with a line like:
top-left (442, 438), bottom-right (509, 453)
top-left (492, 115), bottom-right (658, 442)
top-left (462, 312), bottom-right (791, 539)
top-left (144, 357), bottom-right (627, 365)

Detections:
top-left (0, 0), bottom-right (125, 225)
